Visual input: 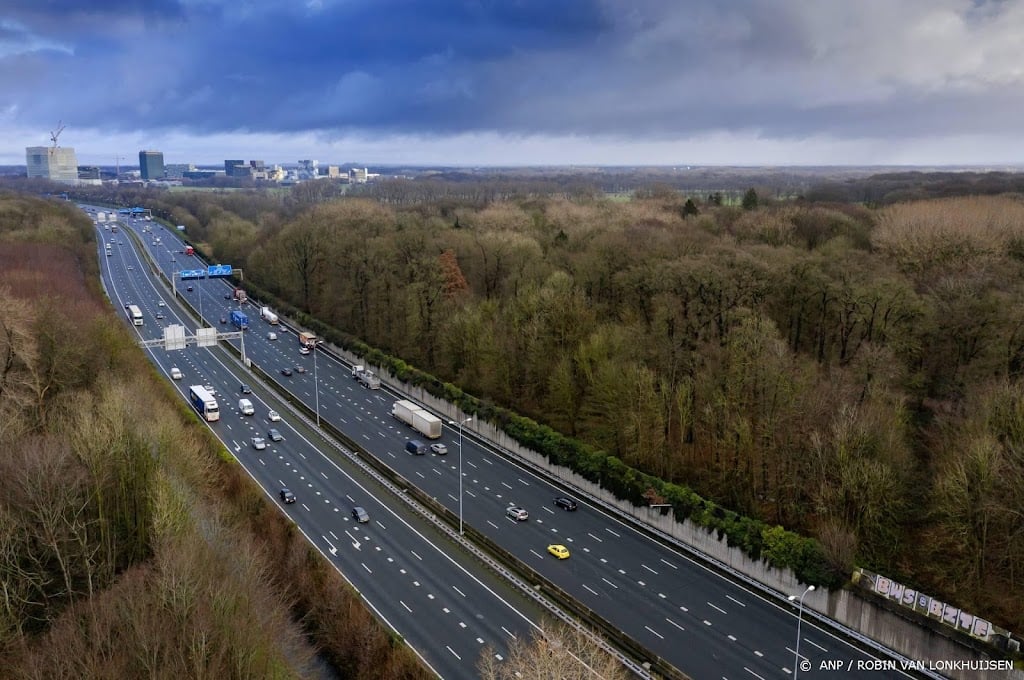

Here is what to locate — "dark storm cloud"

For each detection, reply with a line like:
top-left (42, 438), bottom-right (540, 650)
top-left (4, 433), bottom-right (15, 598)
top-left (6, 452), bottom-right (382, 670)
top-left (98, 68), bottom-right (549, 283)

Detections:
top-left (3, 0), bottom-right (1024, 145)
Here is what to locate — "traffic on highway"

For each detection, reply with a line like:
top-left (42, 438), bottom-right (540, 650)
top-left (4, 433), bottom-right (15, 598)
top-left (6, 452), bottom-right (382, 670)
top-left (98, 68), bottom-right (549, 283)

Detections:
top-left (94, 206), bottom-right (928, 680)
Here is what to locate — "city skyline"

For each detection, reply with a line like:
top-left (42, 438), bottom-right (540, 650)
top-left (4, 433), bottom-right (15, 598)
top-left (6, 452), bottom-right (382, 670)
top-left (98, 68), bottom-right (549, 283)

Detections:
top-left (3, 1), bottom-right (1024, 167)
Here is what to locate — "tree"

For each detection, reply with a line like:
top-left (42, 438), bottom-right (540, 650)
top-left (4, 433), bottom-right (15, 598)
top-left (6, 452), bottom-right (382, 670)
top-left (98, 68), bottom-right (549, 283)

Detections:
top-left (478, 621), bottom-right (629, 680)
top-left (682, 198), bottom-right (700, 218)
top-left (742, 188), bottom-right (759, 211)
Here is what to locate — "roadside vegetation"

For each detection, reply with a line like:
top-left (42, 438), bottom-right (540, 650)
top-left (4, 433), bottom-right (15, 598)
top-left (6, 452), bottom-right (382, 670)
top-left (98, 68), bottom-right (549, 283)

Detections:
top-left (0, 191), bottom-right (431, 678)
top-left (8, 172), bottom-right (1024, 637)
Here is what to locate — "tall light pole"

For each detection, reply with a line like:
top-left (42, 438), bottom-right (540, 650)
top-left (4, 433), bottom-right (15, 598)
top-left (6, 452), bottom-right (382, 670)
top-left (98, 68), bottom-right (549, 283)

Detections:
top-left (788, 585), bottom-right (815, 678)
top-left (448, 416), bottom-right (473, 535)
top-left (312, 340), bottom-right (322, 427)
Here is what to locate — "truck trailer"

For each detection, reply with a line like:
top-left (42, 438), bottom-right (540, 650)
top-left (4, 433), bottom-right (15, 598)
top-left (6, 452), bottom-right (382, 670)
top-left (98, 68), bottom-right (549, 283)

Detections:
top-left (391, 400), bottom-right (443, 439)
top-left (230, 310), bottom-right (249, 330)
top-left (298, 331), bottom-right (317, 348)
top-left (189, 385), bottom-right (220, 422)
top-left (411, 410), bottom-right (442, 439)
top-left (260, 306), bottom-right (279, 324)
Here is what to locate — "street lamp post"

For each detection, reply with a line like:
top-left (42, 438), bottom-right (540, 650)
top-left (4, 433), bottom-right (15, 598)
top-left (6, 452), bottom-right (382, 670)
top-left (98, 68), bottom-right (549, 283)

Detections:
top-left (788, 585), bottom-right (815, 678)
top-left (312, 340), bottom-right (322, 427)
top-left (448, 415), bottom-right (473, 535)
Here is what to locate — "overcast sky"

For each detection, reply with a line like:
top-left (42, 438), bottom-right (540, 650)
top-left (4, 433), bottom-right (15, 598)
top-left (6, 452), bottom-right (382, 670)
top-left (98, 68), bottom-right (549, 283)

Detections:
top-left (3, 0), bottom-right (1024, 167)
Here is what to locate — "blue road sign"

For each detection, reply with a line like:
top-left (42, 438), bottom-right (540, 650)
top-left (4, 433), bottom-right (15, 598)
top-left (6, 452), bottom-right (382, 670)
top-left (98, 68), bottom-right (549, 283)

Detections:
top-left (207, 264), bottom-right (233, 277)
top-left (179, 269), bottom-right (205, 280)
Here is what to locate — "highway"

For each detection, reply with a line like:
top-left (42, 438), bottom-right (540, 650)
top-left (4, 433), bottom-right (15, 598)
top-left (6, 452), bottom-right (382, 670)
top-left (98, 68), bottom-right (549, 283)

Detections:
top-left (95, 210), bottom-right (556, 680)
top-left (97, 207), bottom-right (929, 680)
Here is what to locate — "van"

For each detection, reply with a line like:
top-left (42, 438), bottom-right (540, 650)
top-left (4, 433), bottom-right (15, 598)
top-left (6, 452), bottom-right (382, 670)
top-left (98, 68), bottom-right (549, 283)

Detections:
top-left (405, 439), bottom-right (427, 455)
top-left (238, 398), bottom-right (254, 416)
top-left (170, 367), bottom-right (183, 380)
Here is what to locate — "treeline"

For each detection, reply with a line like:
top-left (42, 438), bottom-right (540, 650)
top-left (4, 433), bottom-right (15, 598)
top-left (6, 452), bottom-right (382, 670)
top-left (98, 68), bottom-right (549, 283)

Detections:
top-left (806, 170), bottom-right (1024, 205)
top-left (0, 194), bottom-right (430, 678)
top-left (115, 185), bottom-right (1024, 633)
top-left (12, 178), bottom-right (1024, 630)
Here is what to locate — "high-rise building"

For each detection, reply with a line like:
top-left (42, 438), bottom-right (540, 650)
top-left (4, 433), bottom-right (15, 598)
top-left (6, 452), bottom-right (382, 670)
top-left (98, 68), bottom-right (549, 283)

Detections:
top-left (297, 159), bottom-right (319, 179)
top-left (26, 146), bottom-right (79, 183)
top-left (224, 159), bottom-right (245, 176)
top-left (139, 150), bottom-right (165, 180)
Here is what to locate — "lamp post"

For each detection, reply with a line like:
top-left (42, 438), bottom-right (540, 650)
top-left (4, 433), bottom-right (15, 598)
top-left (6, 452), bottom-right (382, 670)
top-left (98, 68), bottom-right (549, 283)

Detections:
top-left (788, 585), bottom-right (815, 678)
top-left (448, 416), bottom-right (473, 535)
top-left (312, 341), bottom-right (322, 427)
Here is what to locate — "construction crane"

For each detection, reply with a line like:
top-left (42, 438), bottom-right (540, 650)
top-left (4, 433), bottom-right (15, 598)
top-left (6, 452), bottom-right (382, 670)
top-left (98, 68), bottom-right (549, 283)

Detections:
top-left (49, 120), bottom-right (65, 148)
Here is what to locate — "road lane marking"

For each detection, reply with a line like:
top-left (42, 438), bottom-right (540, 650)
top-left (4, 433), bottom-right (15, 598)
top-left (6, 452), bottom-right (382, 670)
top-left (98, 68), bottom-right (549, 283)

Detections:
top-left (645, 626), bottom-right (664, 640)
top-left (582, 584), bottom-right (599, 596)
top-left (446, 646), bottom-right (461, 660)
top-left (708, 602), bottom-right (727, 615)
top-left (726, 595), bottom-right (746, 607)
top-left (601, 578), bottom-right (618, 589)
top-left (743, 668), bottom-right (767, 680)
top-left (660, 558), bottom-right (678, 569)
top-left (666, 618), bottom-right (685, 632)
top-left (805, 638), bottom-right (828, 652)
top-left (410, 550), bottom-right (422, 561)
top-left (642, 564), bottom-right (658, 574)
top-left (588, 533), bottom-right (603, 542)
top-left (605, 527), bottom-right (621, 537)
top-left (452, 585), bottom-right (466, 598)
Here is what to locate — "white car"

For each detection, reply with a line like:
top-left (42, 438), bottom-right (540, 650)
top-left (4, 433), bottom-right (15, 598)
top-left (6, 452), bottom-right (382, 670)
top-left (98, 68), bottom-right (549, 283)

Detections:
top-left (268, 410), bottom-right (281, 422)
top-left (506, 506), bottom-right (529, 521)
top-left (299, 346), bottom-right (311, 355)
top-left (430, 443), bottom-right (448, 455)
top-left (170, 367), bottom-right (183, 380)
top-left (158, 300), bottom-right (165, 307)
top-left (251, 436), bottom-right (267, 450)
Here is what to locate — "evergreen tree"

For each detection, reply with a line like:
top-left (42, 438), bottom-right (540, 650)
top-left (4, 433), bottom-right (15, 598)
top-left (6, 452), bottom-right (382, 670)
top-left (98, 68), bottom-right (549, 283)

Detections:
top-left (742, 188), bottom-right (759, 210)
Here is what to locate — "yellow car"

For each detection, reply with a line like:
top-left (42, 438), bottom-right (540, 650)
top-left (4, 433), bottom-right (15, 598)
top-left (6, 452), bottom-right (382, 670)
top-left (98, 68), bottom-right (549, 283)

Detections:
top-left (547, 544), bottom-right (570, 560)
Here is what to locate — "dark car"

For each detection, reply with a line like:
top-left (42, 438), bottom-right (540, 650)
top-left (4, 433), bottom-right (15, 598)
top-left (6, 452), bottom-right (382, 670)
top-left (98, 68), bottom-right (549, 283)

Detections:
top-left (281, 367), bottom-right (293, 376)
top-left (224, 293), bottom-right (232, 300)
top-left (220, 315), bottom-right (227, 324)
top-left (554, 497), bottom-right (578, 511)
top-left (268, 428), bottom-right (283, 442)
top-left (279, 488), bottom-right (296, 504)
top-left (352, 506), bottom-right (369, 523)
top-left (240, 383), bottom-right (252, 394)
top-left (186, 285), bottom-right (193, 292)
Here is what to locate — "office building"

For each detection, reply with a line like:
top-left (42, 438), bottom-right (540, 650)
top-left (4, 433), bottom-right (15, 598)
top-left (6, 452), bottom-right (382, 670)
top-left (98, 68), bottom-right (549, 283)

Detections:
top-left (165, 163), bottom-right (196, 179)
top-left (26, 146), bottom-right (79, 183)
top-left (139, 151), bottom-right (165, 180)
top-left (224, 159), bottom-right (246, 177)
top-left (297, 159), bottom-right (319, 179)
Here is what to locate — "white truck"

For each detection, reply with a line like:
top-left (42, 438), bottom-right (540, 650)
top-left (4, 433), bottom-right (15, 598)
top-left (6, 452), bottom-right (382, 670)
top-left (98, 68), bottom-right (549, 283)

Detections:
top-left (260, 306), bottom-right (279, 324)
top-left (96, 211), bottom-right (107, 222)
top-left (351, 365), bottom-right (381, 389)
top-left (391, 400), bottom-right (442, 439)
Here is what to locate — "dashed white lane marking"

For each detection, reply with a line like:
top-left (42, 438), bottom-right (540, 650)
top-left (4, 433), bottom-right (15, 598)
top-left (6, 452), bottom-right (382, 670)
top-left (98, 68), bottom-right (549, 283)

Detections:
top-left (708, 602), bottom-right (727, 615)
top-left (642, 564), bottom-right (658, 574)
top-left (605, 527), bottom-right (621, 538)
top-left (660, 558), bottom-right (678, 569)
top-left (645, 625), bottom-right (664, 640)
top-left (446, 646), bottom-right (461, 660)
top-left (588, 532), bottom-right (603, 542)
top-left (601, 577), bottom-right (619, 589)
top-left (743, 667), bottom-right (767, 680)
top-left (805, 638), bottom-right (828, 652)
top-left (726, 595), bottom-right (746, 607)
top-left (666, 618), bottom-right (686, 632)
top-left (400, 600), bottom-right (412, 613)
top-left (582, 584), bottom-right (599, 596)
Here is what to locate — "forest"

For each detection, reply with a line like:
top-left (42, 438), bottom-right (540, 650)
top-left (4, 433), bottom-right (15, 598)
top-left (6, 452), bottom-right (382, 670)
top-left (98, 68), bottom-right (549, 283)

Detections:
top-left (0, 192), bottom-right (435, 678)
top-left (12, 174), bottom-right (1024, 637)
